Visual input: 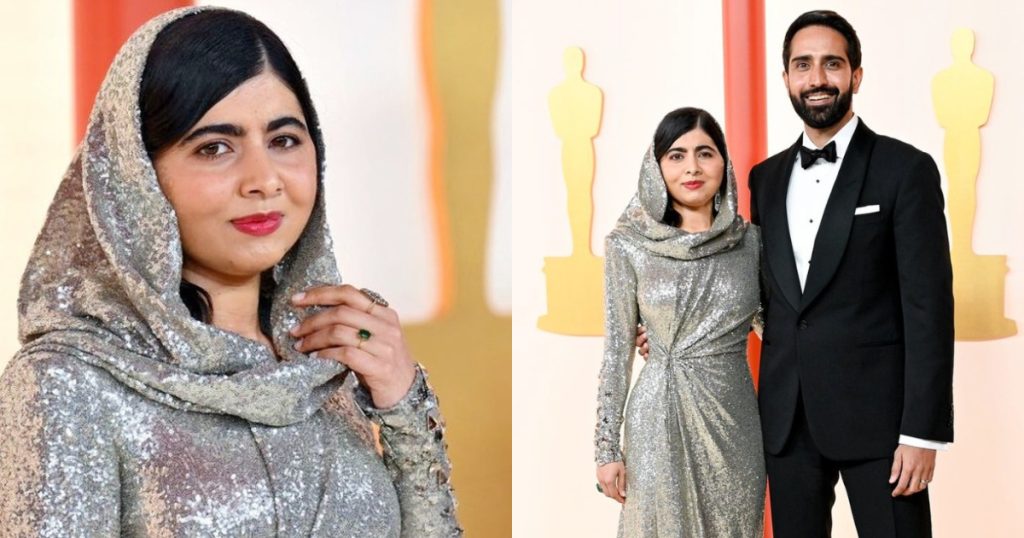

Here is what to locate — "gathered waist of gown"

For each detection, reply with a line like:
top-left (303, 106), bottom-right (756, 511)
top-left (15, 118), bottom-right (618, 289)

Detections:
top-left (647, 340), bottom-right (747, 363)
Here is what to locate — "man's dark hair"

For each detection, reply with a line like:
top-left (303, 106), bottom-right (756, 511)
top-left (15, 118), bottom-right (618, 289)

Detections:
top-left (782, 10), bottom-right (861, 71)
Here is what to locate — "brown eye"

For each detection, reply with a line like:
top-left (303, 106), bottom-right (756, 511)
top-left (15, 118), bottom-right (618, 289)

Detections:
top-left (197, 142), bottom-right (230, 158)
top-left (271, 135), bottom-right (299, 149)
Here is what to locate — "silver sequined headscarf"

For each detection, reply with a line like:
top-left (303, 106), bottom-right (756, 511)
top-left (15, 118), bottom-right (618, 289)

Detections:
top-left (615, 143), bottom-right (748, 260)
top-left (15, 7), bottom-right (347, 427)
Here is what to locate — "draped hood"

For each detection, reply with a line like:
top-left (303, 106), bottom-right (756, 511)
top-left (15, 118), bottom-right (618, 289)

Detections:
top-left (15, 7), bottom-right (347, 426)
top-left (613, 144), bottom-right (748, 260)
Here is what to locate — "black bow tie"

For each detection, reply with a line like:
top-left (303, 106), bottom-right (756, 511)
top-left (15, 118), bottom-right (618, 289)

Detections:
top-left (799, 141), bottom-right (837, 169)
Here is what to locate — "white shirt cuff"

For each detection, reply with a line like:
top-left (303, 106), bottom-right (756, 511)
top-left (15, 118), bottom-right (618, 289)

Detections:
top-left (899, 435), bottom-right (950, 451)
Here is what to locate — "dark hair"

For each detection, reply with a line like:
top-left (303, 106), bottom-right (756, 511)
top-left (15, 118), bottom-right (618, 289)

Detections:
top-left (782, 10), bottom-right (861, 71)
top-left (141, 10), bottom-right (322, 326)
top-left (653, 107), bottom-right (729, 227)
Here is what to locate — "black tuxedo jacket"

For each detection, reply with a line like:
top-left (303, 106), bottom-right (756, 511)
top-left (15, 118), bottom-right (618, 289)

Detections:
top-left (749, 120), bottom-right (954, 460)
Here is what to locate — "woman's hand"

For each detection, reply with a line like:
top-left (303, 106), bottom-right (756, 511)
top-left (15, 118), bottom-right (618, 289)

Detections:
top-left (290, 284), bottom-right (417, 408)
top-left (596, 462), bottom-right (627, 504)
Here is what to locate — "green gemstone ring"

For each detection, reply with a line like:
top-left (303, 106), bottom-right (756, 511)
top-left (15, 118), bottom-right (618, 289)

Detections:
top-left (357, 328), bottom-right (372, 341)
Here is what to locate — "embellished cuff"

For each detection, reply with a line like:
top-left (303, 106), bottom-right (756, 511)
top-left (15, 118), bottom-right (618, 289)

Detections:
top-left (355, 366), bottom-right (431, 426)
top-left (355, 365), bottom-right (462, 536)
top-left (595, 443), bottom-right (623, 467)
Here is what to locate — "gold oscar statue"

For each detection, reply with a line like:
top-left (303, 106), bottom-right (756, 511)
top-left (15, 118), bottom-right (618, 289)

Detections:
top-left (537, 47), bottom-right (605, 336)
top-left (402, 1), bottom-right (511, 534)
top-left (931, 28), bottom-right (1016, 340)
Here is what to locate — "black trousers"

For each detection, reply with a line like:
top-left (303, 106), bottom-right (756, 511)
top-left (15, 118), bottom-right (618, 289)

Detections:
top-left (765, 397), bottom-right (932, 538)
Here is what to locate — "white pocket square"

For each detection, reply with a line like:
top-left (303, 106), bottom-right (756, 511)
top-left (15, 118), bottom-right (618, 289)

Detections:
top-left (854, 204), bottom-right (880, 215)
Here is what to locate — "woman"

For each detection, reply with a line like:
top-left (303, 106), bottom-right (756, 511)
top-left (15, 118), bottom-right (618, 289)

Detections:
top-left (594, 108), bottom-right (764, 536)
top-left (0, 7), bottom-right (460, 537)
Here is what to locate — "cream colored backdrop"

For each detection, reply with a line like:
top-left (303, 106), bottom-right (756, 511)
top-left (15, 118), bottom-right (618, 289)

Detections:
top-left (3, 0), bottom-right (1024, 535)
top-left (511, 0), bottom-right (1024, 536)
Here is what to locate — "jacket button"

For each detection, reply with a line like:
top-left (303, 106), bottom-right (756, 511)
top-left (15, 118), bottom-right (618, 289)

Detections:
top-left (798, 319), bottom-right (808, 329)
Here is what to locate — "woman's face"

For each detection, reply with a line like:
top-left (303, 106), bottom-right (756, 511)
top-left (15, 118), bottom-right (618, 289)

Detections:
top-left (153, 71), bottom-right (317, 286)
top-left (658, 127), bottom-right (725, 214)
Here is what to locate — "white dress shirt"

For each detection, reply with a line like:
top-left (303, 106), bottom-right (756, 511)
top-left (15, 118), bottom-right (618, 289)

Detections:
top-left (785, 116), bottom-right (948, 451)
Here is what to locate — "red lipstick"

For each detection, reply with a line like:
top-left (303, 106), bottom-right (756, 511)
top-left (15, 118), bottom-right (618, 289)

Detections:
top-left (682, 181), bottom-right (704, 191)
top-left (231, 212), bottom-right (283, 236)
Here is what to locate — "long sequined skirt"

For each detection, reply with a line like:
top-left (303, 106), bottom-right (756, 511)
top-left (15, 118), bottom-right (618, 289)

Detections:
top-left (619, 351), bottom-right (765, 537)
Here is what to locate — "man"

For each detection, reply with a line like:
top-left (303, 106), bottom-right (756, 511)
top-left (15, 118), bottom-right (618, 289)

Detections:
top-left (637, 9), bottom-right (954, 537)
top-left (750, 10), bottom-right (953, 537)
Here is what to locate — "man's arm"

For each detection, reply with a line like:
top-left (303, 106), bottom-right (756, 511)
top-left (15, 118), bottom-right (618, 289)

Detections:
top-left (888, 150), bottom-right (955, 497)
top-left (892, 151), bottom-right (954, 442)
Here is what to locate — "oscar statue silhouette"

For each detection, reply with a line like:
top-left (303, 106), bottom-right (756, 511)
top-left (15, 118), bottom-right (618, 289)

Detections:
top-left (538, 47), bottom-right (605, 336)
top-left (932, 28), bottom-right (1016, 340)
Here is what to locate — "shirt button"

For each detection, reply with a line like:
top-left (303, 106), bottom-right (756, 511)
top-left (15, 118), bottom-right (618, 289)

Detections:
top-left (809, 219), bottom-right (814, 223)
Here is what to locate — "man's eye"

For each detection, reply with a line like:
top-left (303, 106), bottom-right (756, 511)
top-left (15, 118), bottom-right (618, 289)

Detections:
top-left (272, 135), bottom-right (299, 149)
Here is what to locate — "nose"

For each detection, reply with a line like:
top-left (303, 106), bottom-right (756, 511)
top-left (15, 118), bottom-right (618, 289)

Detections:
top-left (239, 147), bottom-right (283, 198)
top-left (685, 155), bottom-right (701, 176)
top-left (808, 64), bottom-right (827, 87)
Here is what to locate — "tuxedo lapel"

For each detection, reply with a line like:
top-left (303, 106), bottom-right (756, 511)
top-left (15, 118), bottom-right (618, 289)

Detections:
top-left (763, 137), bottom-right (804, 313)
top-left (799, 121), bottom-right (877, 311)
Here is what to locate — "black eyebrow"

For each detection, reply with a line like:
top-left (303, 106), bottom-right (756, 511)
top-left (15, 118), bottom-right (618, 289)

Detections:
top-left (268, 116), bottom-right (307, 133)
top-left (180, 123), bottom-right (244, 144)
top-left (790, 54), bottom-right (847, 65)
top-left (667, 145), bottom-right (716, 154)
top-left (179, 116), bottom-right (307, 146)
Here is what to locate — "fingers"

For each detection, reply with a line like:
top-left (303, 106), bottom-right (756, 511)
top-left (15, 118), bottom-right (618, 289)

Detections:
top-left (310, 345), bottom-right (376, 374)
top-left (890, 446), bottom-right (937, 497)
top-left (604, 478), bottom-right (624, 504)
top-left (294, 323), bottom-right (394, 358)
top-left (617, 466), bottom-right (628, 500)
top-left (891, 472), bottom-right (909, 496)
top-left (889, 449), bottom-right (902, 485)
top-left (635, 325), bottom-right (651, 359)
top-left (596, 464), bottom-right (627, 504)
top-left (291, 303), bottom-right (393, 341)
top-left (292, 284), bottom-right (399, 323)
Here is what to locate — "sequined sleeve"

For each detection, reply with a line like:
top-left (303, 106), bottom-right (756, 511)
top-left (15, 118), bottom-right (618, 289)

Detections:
top-left (595, 234), bottom-right (639, 466)
top-left (355, 367), bottom-right (462, 537)
top-left (0, 354), bottom-right (120, 537)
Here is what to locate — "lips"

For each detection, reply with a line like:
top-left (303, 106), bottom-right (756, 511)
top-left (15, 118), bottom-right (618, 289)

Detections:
top-left (682, 181), bottom-right (704, 191)
top-left (231, 212), bottom-right (283, 236)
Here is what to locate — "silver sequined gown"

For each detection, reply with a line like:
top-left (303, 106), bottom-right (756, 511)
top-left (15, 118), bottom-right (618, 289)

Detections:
top-left (0, 7), bottom-right (460, 537)
top-left (595, 148), bottom-right (765, 537)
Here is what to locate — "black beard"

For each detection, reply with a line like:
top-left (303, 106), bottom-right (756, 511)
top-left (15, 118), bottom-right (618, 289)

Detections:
top-left (789, 84), bottom-right (852, 129)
